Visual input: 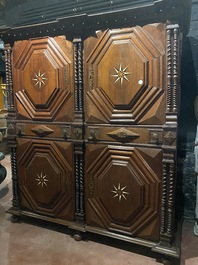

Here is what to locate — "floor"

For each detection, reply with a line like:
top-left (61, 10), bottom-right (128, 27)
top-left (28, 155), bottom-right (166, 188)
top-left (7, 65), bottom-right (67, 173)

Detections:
top-left (0, 154), bottom-right (198, 265)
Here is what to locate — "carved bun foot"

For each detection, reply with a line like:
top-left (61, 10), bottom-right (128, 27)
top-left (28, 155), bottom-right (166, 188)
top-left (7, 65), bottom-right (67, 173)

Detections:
top-left (11, 215), bottom-right (21, 223)
top-left (74, 231), bottom-right (82, 241)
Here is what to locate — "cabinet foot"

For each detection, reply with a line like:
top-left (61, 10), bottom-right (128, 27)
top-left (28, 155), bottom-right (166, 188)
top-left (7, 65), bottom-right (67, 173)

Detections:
top-left (162, 256), bottom-right (180, 265)
top-left (11, 215), bottom-right (21, 223)
top-left (162, 258), bottom-right (171, 265)
top-left (74, 231), bottom-right (82, 241)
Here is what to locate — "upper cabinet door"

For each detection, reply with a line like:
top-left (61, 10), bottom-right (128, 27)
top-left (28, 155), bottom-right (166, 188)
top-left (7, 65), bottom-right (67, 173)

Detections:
top-left (84, 23), bottom-right (166, 125)
top-left (12, 36), bottom-right (74, 122)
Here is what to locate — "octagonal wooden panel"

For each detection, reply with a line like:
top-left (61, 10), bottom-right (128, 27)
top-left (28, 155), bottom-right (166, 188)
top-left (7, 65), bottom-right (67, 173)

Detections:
top-left (12, 36), bottom-right (74, 121)
top-left (17, 138), bottom-right (75, 221)
top-left (85, 144), bottom-right (162, 241)
top-left (84, 23), bottom-right (166, 124)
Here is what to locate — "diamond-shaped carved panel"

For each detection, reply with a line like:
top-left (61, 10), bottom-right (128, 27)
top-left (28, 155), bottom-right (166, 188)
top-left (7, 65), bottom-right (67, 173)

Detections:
top-left (84, 23), bottom-right (166, 125)
top-left (107, 128), bottom-right (140, 142)
top-left (85, 144), bottom-right (162, 240)
top-left (17, 138), bottom-right (75, 220)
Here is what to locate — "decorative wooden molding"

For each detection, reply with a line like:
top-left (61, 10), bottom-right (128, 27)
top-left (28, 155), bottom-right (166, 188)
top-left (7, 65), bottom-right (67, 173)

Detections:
top-left (173, 27), bottom-right (179, 112)
top-left (74, 127), bottom-right (82, 140)
top-left (73, 38), bottom-right (83, 114)
top-left (61, 126), bottom-right (71, 139)
top-left (164, 131), bottom-right (177, 145)
top-left (166, 28), bottom-right (172, 113)
top-left (31, 125), bottom-right (54, 137)
top-left (149, 130), bottom-right (163, 145)
top-left (74, 144), bottom-right (85, 223)
top-left (160, 152), bottom-right (176, 244)
top-left (107, 128), bottom-right (140, 143)
top-left (7, 123), bottom-right (16, 135)
top-left (4, 44), bottom-right (14, 112)
top-left (166, 24), bottom-right (180, 117)
top-left (10, 147), bottom-right (20, 210)
top-left (16, 124), bottom-right (25, 136)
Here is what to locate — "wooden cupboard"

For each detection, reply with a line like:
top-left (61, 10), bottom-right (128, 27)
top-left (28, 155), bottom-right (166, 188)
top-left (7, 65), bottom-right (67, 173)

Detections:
top-left (1, 1), bottom-right (191, 263)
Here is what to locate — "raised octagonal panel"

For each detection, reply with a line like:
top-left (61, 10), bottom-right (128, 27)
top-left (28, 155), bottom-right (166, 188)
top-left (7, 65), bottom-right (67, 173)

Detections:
top-left (12, 36), bottom-right (74, 121)
top-left (85, 144), bottom-right (162, 240)
top-left (17, 138), bottom-right (75, 220)
top-left (84, 23), bottom-right (166, 124)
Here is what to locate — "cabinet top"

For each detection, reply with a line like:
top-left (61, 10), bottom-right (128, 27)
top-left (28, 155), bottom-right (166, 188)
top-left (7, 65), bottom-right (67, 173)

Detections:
top-left (0, 0), bottom-right (192, 43)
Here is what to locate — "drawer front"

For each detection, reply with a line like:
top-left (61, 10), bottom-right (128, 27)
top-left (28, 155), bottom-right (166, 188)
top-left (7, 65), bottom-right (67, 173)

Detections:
top-left (85, 125), bottom-right (164, 146)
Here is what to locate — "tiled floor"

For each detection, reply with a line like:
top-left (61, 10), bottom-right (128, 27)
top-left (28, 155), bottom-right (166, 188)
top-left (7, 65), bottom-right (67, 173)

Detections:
top-left (0, 154), bottom-right (198, 265)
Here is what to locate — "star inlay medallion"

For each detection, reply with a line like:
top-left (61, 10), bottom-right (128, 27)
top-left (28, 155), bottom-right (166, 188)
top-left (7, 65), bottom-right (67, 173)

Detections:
top-left (36, 172), bottom-right (48, 188)
top-left (112, 65), bottom-right (130, 85)
top-left (32, 70), bottom-right (47, 89)
top-left (111, 183), bottom-right (130, 202)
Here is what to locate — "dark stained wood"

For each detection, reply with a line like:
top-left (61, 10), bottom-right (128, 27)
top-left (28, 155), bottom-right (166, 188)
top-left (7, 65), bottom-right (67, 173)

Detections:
top-left (85, 144), bottom-right (162, 241)
top-left (17, 138), bottom-right (75, 220)
top-left (84, 24), bottom-right (166, 125)
top-left (12, 36), bottom-right (74, 122)
top-left (5, 18), bottom-right (183, 261)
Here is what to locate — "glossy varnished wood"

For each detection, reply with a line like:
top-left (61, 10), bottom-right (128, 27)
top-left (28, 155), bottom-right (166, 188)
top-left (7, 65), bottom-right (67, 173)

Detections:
top-left (84, 23), bottom-right (166, 125)
top-left (4, 15), bottom-right (184, 260)
top-left (17, 138), bottom-right (75, 220)
top-left (12, 36), bottom-right (74, 122)
top-left (85, 144), bottom-right (162, 241)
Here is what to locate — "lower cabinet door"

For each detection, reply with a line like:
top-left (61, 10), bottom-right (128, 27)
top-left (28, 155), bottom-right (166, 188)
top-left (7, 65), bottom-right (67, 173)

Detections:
top-left (85, 144), bottom-right (162, 241)
top-left (17, 138), bottom-right (75, 221)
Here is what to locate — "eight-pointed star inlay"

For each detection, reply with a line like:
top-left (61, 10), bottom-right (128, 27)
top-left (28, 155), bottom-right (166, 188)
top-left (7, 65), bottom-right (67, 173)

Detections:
top-left (32, 70), bottom-right (47, 89)
top-left (112, 65), bottom-right (130, 85)
top-left (111, 183), bottom-right (130, 202)
top-left (36, 172), bottom-right (49, 188)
